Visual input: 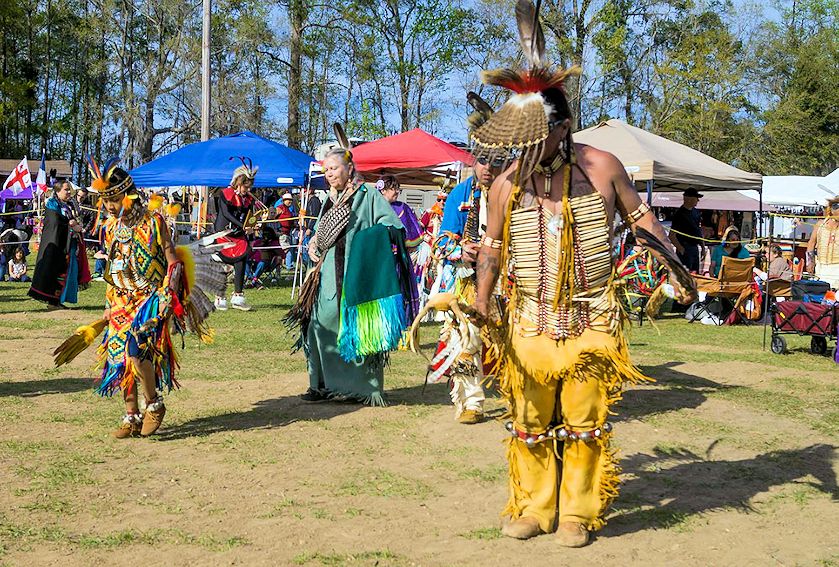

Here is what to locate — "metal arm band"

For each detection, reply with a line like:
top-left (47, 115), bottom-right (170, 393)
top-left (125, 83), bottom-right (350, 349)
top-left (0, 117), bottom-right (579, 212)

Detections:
top-left (626, 202), bottom-right (651, 225)
top-left (480, 235), bottom-right (502, 249)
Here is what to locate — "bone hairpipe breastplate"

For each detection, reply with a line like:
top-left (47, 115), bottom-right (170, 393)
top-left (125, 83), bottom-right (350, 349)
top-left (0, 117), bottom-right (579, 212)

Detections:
top-left (509, 191), bottom-right (617, 339)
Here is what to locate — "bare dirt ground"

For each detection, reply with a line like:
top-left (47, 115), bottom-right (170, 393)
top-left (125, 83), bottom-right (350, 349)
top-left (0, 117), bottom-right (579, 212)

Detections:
top-left (1, 282), bottom-right (838, 566)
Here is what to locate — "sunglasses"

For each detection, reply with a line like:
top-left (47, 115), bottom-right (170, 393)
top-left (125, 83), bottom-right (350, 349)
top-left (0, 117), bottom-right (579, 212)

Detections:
top-left (831, 202), bottom-right (839, 210)
top-left (436, 198), bottom-right (445, 202)
top-left (477, 156), bottom-right (505, 168)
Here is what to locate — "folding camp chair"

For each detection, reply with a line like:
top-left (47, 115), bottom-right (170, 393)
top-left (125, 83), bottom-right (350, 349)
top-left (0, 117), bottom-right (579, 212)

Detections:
top-left (689, 256), bottom-right (756, 325)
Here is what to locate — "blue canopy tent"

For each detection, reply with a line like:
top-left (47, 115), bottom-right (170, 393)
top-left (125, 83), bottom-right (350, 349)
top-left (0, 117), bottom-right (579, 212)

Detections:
top-left (130, 131), bottom-right (316, 188)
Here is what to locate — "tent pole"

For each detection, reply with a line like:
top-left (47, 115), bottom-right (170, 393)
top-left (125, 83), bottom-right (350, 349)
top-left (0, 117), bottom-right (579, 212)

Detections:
top-left (645, 180), bottom-right (653, 205)
top-left (196, 187), bottom-right (205, 240)
top-left (291, 181), bottom-right (310, 300)
top-left (759, 188), bottom-right (763, 240)
top-left (763, 230), bottom-right (772, 351)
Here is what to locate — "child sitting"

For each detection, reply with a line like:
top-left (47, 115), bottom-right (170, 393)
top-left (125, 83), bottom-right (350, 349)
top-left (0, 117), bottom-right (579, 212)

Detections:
top-left (245, 225), bottom-right (281, 288)
top-left (8, 247), bottom-right (30, 282)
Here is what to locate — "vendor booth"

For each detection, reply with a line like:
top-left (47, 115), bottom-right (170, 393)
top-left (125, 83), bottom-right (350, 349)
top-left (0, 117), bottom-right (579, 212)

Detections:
top-left (351, 128), bottom-right (473, 186)
top-left (573, 119), bottom-right (763, 194)
top-left (129, 131), bottom-right (316, 188)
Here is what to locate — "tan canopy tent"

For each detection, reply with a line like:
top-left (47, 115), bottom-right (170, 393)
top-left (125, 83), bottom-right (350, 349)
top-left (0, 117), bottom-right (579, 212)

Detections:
top-left (651, 190), bottom-right (765, 212)
top-left (573, 120), bottom-right (763, 192)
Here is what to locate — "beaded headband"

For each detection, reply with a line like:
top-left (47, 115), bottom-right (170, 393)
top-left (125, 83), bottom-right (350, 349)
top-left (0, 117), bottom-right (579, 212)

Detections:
top-left (86, 156), bottom-right (135, 198)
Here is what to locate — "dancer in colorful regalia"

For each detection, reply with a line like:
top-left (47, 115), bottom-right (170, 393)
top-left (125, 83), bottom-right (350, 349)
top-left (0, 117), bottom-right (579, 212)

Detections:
top-left (53, 158), bottom-right (229, 438)
top-left (379, 174), bottom-right (423, 299)
top-left (214, 159), bottom-right (263, 312)
top-left (286, 125), bottom-right (417, 406)
top-left (416, 186), bottom-right (448, 308)
top-left (472, 0), bottom-right (697, 546)
top-left (426, 92), bottom-right (500, 425)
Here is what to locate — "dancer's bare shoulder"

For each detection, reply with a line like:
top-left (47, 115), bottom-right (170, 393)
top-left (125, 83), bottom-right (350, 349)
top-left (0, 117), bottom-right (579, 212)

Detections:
top-left (575, 144), bottom-right (626, 188)
top-left (489, 161), bottom-right (518, 207)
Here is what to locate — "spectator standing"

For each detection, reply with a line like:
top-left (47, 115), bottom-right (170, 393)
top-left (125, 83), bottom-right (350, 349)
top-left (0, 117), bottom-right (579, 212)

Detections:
top-left (275, 192), bottom-right (295, 268)
top-left (669, 188), bottom-right (704, 272)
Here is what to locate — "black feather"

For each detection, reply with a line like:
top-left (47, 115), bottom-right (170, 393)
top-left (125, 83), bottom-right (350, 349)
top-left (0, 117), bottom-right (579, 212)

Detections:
top-left (467, 91), bottom-right (493, 115)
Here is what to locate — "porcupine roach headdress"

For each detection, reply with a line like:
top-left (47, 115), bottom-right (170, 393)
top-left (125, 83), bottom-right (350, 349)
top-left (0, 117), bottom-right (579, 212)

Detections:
top-left (230, 156), bottom-right (259, 185)
top-left (472, 0), bottom-right (581, 308)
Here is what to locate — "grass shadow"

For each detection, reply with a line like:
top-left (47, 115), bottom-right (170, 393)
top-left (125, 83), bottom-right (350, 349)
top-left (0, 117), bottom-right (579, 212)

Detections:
top-left (604, 443), bottom-right (839, 537)
top-left (0, 377), bottom-right (94, 397)
top-left (158, 384), bottom-right (452, 441)
top-left (615, 361), bottom-right (737, 422)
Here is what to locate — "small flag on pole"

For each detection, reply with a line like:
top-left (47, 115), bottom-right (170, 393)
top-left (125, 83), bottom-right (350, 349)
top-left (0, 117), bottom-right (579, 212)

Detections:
top-left (35, 150), bottom-right (47, 194)
top-left (2, 157), bottom-right (32, 196)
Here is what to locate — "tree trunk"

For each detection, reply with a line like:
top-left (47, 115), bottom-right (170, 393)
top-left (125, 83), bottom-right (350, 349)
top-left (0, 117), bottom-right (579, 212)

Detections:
top-left (287, 0), bottom-right (305, 149)
top-left (40, 0), bottom-right (52, 153)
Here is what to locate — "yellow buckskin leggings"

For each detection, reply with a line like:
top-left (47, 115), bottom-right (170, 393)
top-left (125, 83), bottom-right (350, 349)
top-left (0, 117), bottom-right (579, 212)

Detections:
top-left (500, 318), bottom-right (645, 533)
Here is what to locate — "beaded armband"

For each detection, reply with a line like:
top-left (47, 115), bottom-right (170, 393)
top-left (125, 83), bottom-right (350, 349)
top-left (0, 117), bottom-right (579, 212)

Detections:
top-left (625, 202), bottom-right (651, 225)
top-left (480, 235), bottom-right (502, 249)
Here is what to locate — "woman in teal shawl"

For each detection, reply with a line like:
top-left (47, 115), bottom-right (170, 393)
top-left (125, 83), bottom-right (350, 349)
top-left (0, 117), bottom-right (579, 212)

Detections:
top-left (300, 148), bottom-right (405, 406)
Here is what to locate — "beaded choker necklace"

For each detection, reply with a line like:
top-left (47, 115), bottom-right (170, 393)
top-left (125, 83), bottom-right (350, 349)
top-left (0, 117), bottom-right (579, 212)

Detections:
top-left (533, 153), bottom-right (568, 197)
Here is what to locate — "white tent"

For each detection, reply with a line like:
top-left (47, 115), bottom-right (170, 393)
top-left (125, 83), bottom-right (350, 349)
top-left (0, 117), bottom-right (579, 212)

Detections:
top-left (758, 173), bottom-right (839, 207)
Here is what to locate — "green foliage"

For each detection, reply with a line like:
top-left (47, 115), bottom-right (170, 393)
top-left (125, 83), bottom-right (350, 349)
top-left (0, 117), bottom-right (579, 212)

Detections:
top-left (0, 0), bottom-right (836, 175)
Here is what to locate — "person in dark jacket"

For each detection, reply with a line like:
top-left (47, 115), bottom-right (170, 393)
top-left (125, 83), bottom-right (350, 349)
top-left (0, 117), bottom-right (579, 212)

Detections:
top-left (28, 181), bottom-right (91, 307)
top-left (668, 188), bottom-right (704, 272)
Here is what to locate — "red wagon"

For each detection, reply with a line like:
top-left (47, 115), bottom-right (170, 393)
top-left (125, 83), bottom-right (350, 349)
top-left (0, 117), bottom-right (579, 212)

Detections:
top-left (770, 300), bottom-right (838, 356)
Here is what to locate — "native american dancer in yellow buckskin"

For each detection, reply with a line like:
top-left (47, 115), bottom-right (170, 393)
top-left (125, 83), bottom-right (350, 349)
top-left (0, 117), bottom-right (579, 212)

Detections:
top-left (53, 158), bottom-right (230, 439)
top-left (470, 0), bottom-right (697, 547)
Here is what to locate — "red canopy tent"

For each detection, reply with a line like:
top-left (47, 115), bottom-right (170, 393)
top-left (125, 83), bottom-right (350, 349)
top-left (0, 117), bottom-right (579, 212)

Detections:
top-left (351, 128), bottom-right (474, 185)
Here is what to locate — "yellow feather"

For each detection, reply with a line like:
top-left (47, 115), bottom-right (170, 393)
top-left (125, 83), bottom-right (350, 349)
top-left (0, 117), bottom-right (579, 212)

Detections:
top-left (645, 284), bottom-right (667, 320)
top-left (53, 318), bottom-right (108, 367)
top-left (166, 203), bottom-right (182, 217)
top-left (175, 245), bottom-right (196, 293)
top-left (148, 194), bottom-right (164, 211)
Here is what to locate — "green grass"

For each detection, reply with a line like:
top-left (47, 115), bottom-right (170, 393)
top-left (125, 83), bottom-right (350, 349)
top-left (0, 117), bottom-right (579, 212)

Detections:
top-left (2, 272), bottom-right (839, 563)
top-left (629, 313), bottom-right (837, 372)
top-left (460, 527), bottom-right (503, 540)
top-left (293, 550), bottom-right (404, 566)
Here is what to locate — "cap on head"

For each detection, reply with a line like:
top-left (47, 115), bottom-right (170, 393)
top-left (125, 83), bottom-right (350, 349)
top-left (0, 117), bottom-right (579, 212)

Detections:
top-left (684, 188), bottom-right (703, 199)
